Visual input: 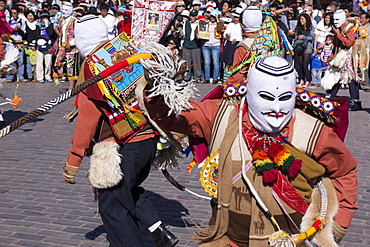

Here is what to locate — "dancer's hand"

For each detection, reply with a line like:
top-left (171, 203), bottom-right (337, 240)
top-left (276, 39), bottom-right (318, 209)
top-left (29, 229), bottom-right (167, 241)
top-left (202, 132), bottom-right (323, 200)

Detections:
top-left (62, 162), bottom-right (79, 184)
top-left (332, 221), bottom-right (348, 243)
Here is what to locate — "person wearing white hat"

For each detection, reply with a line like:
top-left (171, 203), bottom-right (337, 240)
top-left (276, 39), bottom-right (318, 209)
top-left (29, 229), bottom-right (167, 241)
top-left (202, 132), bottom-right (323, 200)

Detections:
top-left (144, 55), bottom-right (358, 247)
top-left (175, 1), bottom-right (185, 14)
top-left (226, 5), bottom-right (262, 84)
top-left (64, 14), bottom-right (179, 247)
top-left (322, 8), bottom-right (362, 111)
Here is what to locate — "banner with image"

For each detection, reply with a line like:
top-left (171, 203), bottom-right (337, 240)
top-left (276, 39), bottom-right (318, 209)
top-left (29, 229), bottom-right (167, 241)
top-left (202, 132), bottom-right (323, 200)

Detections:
top-left (132, 0), bottom-right (176, 48)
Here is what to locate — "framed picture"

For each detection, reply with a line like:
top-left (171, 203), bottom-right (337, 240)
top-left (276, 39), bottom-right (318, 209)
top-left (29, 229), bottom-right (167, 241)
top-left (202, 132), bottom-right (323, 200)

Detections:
top-left (198, 19), bottom-right (210, 40)
top-left (146, 11), bottom-right (161, 31)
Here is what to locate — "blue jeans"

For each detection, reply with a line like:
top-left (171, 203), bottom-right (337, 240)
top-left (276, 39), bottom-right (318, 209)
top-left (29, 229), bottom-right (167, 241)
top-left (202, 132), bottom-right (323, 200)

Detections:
top-left (6, 50), bottom-right (24, 80)
top-left (26, 55), bottom-right (33, 79)
top-left (311, 67), bottom-right (321, 85)
top-left (202, 45), bottom-right (220, 81)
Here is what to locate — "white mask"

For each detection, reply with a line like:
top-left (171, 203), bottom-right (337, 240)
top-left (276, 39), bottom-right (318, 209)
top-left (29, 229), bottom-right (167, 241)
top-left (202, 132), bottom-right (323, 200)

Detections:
top-left (334, 9), bottom-right (346, 28)
top-left (246, 56), bottom-right (296, 133)
top-left (62, 2), bottom-right (73, 18)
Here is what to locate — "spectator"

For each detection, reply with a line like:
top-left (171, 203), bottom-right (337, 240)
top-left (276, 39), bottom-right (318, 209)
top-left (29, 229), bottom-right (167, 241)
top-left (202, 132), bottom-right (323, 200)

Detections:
top-left (160, 14), bottom-right (184, 51)
top-left (24, 42), bottom-right (37, 81)
top-left (15, 1), bottom-right (27, 22)
top-left (286, 6), bottom-right (298, 44)
top-left (313, 12), bottom-right (334, 53)
top-left (311, 45), bottom-right (323, 86)
top-left (182, 9), bottom-right (202, 83)
top-left (312, 1), bottom-right (322, 23)
top-left (165, 35), bottom-right (180, 55)
top-left (181, 9), bottom-right (190, 22)
top-left (294, 13), bottom-right (314, 87)
top-left (7, 7), bottom-right (26, 82)
top-left (303, 5), bottom-right (317, 28)
top-left (99, 4), bottom-right (117, 39)
top-left (116, 9), bottom-right (131, 35)
top-left (343, 4), bottom-right (352, 18)
top-left (325, 4), bottom-right (336, 13)
top-left (219, 0), bottom-right (233, 27)
top-left (320, 34), bottom-right (334, 68)
top-left (35, 11), bottom-right (54, 83)
top-left (221, 8), bottom-right (243, 81)
top-left (191, 0), bottom-right (202, 17)
top-left (201, 8), bottom-right (223, 84)
top-left (175, 1), bottom-right (185, 15)
top-left (25, 10), bottom-right (38, 80)
top-left (127, 0), bottom-right (133, 11)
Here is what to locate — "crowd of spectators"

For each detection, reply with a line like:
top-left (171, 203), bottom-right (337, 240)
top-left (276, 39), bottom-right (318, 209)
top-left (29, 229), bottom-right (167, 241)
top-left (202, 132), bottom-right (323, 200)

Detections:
top-left (1, 0), bottom-right (370, 90)
top-left (0, 0), bottom-right (133, 87)
top-left (159, 0), bottom-right (370, 87)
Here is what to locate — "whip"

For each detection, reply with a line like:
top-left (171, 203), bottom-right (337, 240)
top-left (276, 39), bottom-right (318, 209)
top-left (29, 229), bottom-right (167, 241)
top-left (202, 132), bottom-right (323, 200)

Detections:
top-left (0, 53), bottom-right (151, 139)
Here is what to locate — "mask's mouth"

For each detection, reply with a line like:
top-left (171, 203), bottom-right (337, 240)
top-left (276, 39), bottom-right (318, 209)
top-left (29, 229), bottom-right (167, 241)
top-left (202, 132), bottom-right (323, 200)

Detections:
top-left (262, 111), bottom-right (288, 118)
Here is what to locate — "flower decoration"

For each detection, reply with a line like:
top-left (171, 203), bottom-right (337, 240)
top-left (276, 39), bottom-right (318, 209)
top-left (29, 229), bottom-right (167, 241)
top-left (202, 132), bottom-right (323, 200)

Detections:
top-left (223, 83), bottom-right (248, 102)
top-left (249, 135), bottom-right (302, 184)
top-left (295, 88), bottom-right (340, 123)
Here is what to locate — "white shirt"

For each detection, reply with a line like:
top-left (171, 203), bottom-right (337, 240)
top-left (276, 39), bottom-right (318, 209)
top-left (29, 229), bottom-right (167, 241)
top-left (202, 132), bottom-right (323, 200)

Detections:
top-left (99, 14), bottom-right (118, 39)
top-left (224, 22), bottom-right (243, 42)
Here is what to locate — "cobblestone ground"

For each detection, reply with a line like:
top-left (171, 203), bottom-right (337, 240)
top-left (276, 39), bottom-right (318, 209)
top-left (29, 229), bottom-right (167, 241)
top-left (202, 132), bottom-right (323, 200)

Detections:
top-left (0, 80), bottom-right (369, 246)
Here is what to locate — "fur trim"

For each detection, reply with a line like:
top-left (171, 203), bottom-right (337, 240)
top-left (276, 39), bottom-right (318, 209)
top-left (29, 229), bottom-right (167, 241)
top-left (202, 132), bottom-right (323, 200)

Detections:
top-left (152, 144), bottom-right (182, 169)
top-left (88, 141), bottom-right (123, 189)
top-left (299, 177), bottom-right (339, 247)
top-left (332, 49), bottom-right (348, 68)
top-left (321, 68), bottom-right (340, 90)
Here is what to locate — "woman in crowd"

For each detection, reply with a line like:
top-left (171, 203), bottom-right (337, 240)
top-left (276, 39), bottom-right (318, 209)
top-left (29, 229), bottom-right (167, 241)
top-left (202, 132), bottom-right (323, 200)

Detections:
top-left (201, 9), bottom-right (223, 84)
top-left (294, 13), bottom-right (314, 87)
top-left (303, 5), bottom-right (318, 28)
top-left (24, 10), bottom-right (37, 80)
top-left (313, 12), bottom-right (334, 53)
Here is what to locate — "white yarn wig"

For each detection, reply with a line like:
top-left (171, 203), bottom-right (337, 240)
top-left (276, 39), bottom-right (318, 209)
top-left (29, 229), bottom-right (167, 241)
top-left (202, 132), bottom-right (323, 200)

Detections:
top-left (139, 42), bottom-right (195, 116)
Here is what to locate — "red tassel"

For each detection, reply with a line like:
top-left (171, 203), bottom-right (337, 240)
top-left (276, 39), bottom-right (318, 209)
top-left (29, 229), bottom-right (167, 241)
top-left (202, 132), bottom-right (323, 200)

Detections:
top-left (263, 169), bottom-right (279, 184)
top-left (288, 159), bottom-right (302, 178)
top-left (266, 142), bottom-right (284, 159)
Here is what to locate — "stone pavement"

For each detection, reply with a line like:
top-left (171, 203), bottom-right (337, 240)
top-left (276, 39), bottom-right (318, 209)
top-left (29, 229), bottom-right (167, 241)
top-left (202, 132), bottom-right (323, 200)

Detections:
top-left (0, 80), bottom-right (369, 247)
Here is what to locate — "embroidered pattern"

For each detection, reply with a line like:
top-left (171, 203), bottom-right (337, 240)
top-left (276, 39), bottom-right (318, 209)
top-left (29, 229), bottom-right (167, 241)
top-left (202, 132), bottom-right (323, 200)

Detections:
top-left (295, 88), bottom-right (339, 123)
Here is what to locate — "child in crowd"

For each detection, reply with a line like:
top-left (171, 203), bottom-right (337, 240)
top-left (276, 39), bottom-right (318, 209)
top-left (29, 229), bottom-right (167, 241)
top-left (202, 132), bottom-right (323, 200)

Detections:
top-left (24, 42), bottom-right (37, 81)
top-left (321, 35), bottom-right (334, 70)
top-left (311, 46), bottom-right (323, 86)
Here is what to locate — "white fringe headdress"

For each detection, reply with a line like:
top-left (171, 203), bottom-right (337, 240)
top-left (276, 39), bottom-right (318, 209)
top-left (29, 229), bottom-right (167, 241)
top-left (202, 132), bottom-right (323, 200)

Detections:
top-left (139, 42), bottom-right (195, 116)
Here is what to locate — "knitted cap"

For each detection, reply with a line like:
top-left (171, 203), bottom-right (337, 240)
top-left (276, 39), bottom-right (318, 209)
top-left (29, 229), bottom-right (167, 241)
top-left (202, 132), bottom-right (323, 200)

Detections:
top-left (242, 6), bottom-right (262, 33)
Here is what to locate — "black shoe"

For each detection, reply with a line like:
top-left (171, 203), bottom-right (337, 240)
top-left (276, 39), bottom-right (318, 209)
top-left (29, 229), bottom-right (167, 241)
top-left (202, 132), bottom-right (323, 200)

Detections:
top-left (349, 101), bottom-right (363, 111)
top-left (151, 224), bottom-right (179, 247)
top-left (0, 120), bottom-right (6, 129)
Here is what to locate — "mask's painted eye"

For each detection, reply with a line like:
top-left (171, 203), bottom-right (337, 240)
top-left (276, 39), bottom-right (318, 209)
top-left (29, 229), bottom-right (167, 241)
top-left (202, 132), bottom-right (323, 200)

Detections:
top-left (259, 93), bottom-right (274, 101)
top-left (279, 95), bottom-right (292, 101)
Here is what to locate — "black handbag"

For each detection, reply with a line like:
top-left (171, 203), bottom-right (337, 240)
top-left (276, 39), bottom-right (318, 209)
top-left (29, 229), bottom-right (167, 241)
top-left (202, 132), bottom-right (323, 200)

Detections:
top-left (293, 39), bottom-right (308, 55)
